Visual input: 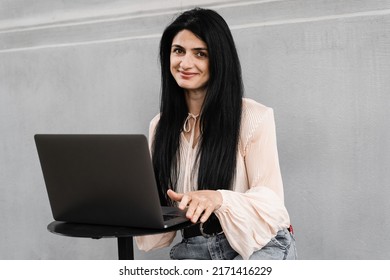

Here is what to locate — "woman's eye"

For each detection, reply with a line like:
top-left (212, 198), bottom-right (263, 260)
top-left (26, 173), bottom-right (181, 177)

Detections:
top-left (173, 48), bottom-right (184, 54)
top-left (196, 52), bottom-right (207, 58)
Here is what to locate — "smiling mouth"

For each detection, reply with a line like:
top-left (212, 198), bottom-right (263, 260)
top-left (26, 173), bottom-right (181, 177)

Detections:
top-left (179, 71), bottom-right (198, 79)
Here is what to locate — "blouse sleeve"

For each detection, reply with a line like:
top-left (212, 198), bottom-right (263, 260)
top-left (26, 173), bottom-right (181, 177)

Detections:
top-left (214, 107), bottom-right (290, 260)
top-left (134, 114), bottom-right (177, 252)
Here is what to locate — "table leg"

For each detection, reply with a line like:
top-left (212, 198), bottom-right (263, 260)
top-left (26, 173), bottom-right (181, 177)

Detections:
top-left (117, 237), bottom-right (134, 260)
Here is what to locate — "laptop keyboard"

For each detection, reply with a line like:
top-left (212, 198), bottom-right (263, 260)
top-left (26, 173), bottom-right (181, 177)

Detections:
top-left (163, 215), bottom-right (179, 221)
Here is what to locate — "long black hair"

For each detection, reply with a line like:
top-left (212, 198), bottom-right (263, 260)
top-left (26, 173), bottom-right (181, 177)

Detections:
top-left (153, 8), bottom-right (243, 205)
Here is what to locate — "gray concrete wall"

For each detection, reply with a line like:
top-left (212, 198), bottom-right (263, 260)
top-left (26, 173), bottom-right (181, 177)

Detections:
top-left (1, 0), bottom-right (389, 259)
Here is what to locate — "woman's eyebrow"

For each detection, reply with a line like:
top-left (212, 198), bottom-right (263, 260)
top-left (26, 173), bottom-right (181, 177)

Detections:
top-left (171, 44), bottom-right (208, 51)
top-left (192, 47), bottom-right (208, 51)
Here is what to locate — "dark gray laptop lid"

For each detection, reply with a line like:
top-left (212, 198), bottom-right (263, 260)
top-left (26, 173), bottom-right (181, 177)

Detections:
top-left (35, 134), bottom-right (175, 229)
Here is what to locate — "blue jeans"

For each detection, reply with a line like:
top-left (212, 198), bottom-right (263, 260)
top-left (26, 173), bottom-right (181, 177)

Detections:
top-left (170, 228), bottom-right (297, 260)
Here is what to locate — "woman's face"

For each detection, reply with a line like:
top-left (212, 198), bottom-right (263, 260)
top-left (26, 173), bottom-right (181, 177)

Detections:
top-left (170, 29), bottom-right (209, 93)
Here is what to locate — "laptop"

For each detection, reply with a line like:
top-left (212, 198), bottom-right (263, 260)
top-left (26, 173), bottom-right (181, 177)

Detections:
top-left (34, 134), bottom-right (189, 229)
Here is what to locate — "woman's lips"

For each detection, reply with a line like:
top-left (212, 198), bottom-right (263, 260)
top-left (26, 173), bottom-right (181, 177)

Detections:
top-left (179, 71), bottom-right (197, 79)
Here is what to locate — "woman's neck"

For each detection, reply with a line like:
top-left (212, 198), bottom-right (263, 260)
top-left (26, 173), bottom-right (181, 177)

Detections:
top-left (184, 88), bottom-right (206, 115)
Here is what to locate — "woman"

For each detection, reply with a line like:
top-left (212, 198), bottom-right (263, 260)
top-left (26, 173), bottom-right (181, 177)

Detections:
top-left (136, 7), bottom-right (297, 260)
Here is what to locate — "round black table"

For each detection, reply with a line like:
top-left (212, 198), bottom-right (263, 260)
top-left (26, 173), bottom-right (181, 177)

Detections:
top-left (47, 221), bottom-right (192, 259)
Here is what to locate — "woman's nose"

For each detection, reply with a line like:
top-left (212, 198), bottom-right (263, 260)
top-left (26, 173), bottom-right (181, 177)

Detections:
top-left (180, 54), bottom-right (193, 69)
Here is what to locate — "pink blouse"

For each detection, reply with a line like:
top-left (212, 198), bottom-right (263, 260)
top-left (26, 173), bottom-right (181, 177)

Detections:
top-left (135, 98), bottom-right (290, 260)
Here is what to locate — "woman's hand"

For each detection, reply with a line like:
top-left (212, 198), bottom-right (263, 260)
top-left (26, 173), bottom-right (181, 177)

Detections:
top-left (167, 189), bottom-right (222, 223)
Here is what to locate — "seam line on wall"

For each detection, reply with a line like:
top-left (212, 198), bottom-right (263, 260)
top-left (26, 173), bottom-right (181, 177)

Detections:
top-left (230, 8), bottom-right (390, 30)
top-left (0, 0), bottom-right (281, 34)
top-left (0, 33), bottom-right (162, 53)
top-left (1, 8), bottom-right (390, 53)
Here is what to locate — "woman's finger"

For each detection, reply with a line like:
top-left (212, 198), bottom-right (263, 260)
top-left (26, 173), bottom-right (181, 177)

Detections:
top-left (167, 189), bottom-right (183, 202)
top-left (200, 206), bottom-right (214, 223)
top-left (178, 193), bottom-right (192, 210)
top-left (191, 204), bottom-right (206, 223)
top-left (185, 197), bottom-right (199, 220)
